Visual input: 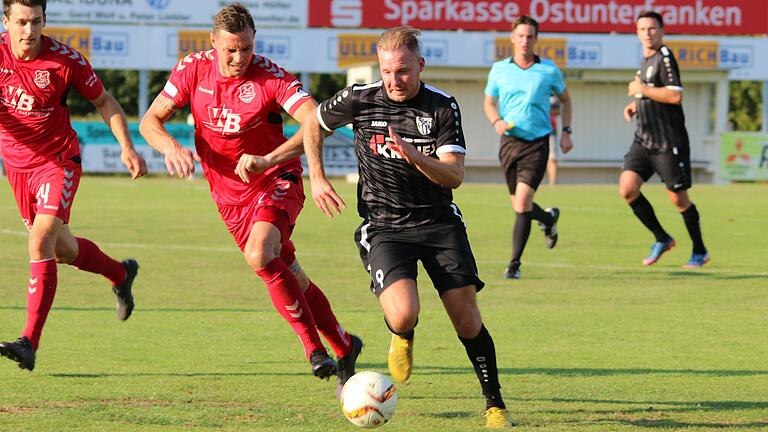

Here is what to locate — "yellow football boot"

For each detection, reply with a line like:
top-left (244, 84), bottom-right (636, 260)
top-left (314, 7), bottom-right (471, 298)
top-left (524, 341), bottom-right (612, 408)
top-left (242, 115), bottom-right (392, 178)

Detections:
top-left (387, 334), bottom-right (413, 383)
top-left (484, 407), bottom-right (509, 428)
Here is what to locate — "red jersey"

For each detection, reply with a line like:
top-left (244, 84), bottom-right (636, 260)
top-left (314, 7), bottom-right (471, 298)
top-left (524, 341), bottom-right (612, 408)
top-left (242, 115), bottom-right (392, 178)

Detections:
top-left (0, 33), bottom-right (103, 170)
top-left (161, 50), bottom-right (312, 205)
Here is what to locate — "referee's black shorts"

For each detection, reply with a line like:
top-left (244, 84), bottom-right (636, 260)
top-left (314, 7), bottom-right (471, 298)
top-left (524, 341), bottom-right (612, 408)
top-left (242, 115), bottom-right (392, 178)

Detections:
top-left (354, 218), bottom-right (485, 297)
top-left (499, 134), bottom-right (550, 194)
top-left (623, 139), bottom-right (692, 192)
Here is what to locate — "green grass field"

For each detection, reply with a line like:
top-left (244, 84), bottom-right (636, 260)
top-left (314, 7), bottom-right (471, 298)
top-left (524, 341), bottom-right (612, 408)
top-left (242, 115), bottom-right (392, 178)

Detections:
top-left (1, 177), bottom-right (766, 431)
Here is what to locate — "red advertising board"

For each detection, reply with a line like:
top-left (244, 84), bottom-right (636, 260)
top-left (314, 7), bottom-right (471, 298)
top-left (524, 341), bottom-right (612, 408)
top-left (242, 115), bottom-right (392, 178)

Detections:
top-left (308, 0), bottom-right (767, 35)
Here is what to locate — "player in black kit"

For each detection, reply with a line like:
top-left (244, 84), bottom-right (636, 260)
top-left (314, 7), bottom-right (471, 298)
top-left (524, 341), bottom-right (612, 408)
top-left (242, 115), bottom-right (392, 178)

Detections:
top-left (620, 11), bottom-right (709, 268)
top-left (304, 26), bottom-right (509, 428)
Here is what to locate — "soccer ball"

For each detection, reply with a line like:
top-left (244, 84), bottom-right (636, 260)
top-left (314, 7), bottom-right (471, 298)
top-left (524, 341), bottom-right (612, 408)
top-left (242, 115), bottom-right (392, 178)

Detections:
top-left (340, 371), bottom-right (398, 428)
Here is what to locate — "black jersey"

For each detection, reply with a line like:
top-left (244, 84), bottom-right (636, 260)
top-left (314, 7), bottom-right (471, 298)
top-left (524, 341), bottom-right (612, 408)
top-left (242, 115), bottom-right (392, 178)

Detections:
top-left (634, 45), bottom-right (689, 151)
top-left (317, 81), bottom-right (466, 228)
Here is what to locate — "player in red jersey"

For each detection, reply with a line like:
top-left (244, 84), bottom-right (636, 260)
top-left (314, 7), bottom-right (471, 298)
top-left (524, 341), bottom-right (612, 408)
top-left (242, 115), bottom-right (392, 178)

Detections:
top-left (0, 0), bottom-right (148, 372)
top-left (139, 3), bottom-right (362, 393)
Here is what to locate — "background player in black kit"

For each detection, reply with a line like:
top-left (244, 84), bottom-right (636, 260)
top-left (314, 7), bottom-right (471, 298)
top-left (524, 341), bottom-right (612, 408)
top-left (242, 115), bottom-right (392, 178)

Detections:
top-left (620, 11), bottom-right (710, 268)
top-left (304, 26), bottom-right (509, 428)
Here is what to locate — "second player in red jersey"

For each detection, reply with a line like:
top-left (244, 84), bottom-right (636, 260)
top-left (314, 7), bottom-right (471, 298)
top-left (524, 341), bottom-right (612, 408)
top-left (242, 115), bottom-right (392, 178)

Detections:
top-left (140, 3), bottom-right (362, 395)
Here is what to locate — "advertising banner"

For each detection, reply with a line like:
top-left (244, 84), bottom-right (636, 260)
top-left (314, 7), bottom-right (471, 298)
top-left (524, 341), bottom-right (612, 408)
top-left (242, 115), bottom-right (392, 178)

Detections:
top-left (45, 27), bottom-right (92, 59)
top-left (308, 0), bottom-right (767, 35)
top-left (493, 37), bottom-right (567, 67)
top-left (74, 121), bottom-right (193, 174)
top-left (665, 40), bottom-right (719, 69)
top-left (46, 0), bottom-right (307, 29)
top-left (70, 122), bottom-right (358, 176)
top-left (337, 34), bottom-right (380, 68)
top-left (720, 133), bottom-right (768, 181)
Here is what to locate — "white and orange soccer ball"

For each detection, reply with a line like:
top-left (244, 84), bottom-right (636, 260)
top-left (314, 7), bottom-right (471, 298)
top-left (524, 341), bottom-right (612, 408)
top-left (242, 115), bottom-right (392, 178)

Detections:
top-left (340, 371), bottom-right (398, 428)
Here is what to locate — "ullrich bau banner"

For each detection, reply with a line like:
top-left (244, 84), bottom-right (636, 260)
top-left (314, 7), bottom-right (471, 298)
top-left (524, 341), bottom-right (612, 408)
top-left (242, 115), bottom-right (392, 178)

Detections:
top-left (720, 133), bottom-right (768, 181)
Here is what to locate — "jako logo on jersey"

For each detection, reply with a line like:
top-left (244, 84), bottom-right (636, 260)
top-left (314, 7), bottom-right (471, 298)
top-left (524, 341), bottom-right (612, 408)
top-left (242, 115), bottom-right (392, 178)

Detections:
top-left (34, 70), bottom-right (50, 89)
top-left (371, 120), bottom-right (387, 127)
top-left (238, 82), bottom-right (255, 103)
top-left (415, 116), bottom-right (433, 135)
top-left (205, 106), bottom-right (241, 133)
top-left (331, 0), bottom-right (362, 27)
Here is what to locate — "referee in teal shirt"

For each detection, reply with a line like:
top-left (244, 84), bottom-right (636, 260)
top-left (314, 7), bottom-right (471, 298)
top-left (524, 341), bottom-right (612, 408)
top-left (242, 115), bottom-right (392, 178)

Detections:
top-left (483, 15), bottom-right (575, 280)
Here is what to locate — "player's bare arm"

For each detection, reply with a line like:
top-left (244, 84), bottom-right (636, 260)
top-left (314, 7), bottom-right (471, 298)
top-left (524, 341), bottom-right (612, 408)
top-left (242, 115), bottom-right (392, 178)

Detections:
top-left (139, 94), bottom-right (197, 178)
top-left (387, 126), bottom-right (464, 189)
top-left (90, 89), bottom-right (148, 179)
top-left (483, 95), bottom-right (509, 136)
top-left (235, 100), bottom-right (318, 183)
top-left (557, 89), bottom-right (574, 154)
top-left (623, 100), bottom-right (638, 122)
top-left (627, 77), bottom-right (682, 104)
top-left (303, 112), bottom-right (346, 218)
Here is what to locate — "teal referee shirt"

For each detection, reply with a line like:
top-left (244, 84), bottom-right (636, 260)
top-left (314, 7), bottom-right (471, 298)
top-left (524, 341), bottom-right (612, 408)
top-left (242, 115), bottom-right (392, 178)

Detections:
top-left (484, 55), bottom-right (566, 141)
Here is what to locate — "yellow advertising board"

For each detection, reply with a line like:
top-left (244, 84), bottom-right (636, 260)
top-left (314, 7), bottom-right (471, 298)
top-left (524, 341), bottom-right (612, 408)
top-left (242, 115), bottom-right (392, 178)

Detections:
top-left (45, 27), bottom-right (91, 59)
top-left (178, 31), bottom-right (211, 59)
top-left (337, 34), bottom-right (379, 68)
top-left (666, 40), bottom-right (719, 69)
top-left (494, 38), bottom-right (567, 68)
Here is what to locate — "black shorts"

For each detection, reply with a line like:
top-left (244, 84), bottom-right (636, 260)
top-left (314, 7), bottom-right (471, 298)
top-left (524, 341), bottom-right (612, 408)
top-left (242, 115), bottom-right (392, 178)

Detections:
top-left (499, 134), bottom-right (550, 194)
top-left (354, 218), bottom-right (485, 297)
top-left (623, 141), bottom-right (691, 192)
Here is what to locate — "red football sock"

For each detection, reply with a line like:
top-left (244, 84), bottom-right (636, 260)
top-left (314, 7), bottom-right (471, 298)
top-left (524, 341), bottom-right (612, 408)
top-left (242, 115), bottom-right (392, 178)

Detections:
top-left (22, 259), bottom-right (57, 350)
top-left (70, 237), bottom-right (126, 285)
top-left (255, 258), bottom-right (325, 360)
top-left (305, 282), bottom-right (351, 358)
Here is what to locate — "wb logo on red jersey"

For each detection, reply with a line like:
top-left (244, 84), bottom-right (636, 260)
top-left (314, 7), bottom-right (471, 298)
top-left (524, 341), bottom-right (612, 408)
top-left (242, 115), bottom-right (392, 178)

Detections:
top-left (2, 85), bottom-right (34, 111)
top-left (204, 106), bottom-right (241, 133)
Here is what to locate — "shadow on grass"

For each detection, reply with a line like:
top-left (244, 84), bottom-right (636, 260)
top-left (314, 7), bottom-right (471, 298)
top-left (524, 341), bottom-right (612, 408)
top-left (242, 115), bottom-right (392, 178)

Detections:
top-left (667, 271), bottom-right (768, 281)
top-left (416, 365), bottom-right (768, 377)
top-left (616, 418), bottom-right (768, 429)
top-left (48, 362), bottom-right (389, 379)
top-left (523, 398), bottom-right (768, 429)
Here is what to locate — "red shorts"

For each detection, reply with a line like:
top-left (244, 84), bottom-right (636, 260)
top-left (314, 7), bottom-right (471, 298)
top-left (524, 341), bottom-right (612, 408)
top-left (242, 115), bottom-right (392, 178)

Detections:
top-left (4, 159), bottom-right (82, 229)
top-left (216, 174), bottom-right (305, 253)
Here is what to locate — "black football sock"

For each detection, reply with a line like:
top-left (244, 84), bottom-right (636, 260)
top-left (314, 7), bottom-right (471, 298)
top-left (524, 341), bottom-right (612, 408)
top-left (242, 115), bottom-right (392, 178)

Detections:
top-left (459, 325), bottom-right (505, 410)
top-left (385, 317), bottom-right (416, 340)
top-left (681, 204), bottom-right (707, 254)
top-left (629, 193), bottom-right (671, 242)
top-left (530, 203), bottom-right (554, 226)
top-left (511, 211), bottom-right (532, 263)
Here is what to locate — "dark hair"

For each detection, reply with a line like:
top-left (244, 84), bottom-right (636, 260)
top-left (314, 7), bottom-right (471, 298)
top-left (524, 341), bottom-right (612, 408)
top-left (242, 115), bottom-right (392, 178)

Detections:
top-left (637, 10), bottom-right (664, 28)
top-left (213, 3), bottom-right (255, 34)
top-left (513, 15), bottom-right (538, 36)
top-left (3, 0), bottom-right (46, 17)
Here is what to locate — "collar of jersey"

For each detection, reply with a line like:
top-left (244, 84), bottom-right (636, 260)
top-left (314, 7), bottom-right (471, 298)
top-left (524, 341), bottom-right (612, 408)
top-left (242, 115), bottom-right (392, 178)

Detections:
top-left (381, 81), bottom-right (425, 105)
top-left (509, 54), bottom-right (541, 70)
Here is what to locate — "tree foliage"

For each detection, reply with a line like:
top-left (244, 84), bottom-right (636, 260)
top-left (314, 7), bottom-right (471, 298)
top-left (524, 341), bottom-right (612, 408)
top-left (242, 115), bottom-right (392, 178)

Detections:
top-left (728, 81), bottom-right (763, 132)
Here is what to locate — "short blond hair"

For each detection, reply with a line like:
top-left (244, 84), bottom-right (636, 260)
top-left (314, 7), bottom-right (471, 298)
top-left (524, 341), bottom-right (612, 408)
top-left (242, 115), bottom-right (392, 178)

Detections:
top-left (377, 26), bottom-right (421, 57)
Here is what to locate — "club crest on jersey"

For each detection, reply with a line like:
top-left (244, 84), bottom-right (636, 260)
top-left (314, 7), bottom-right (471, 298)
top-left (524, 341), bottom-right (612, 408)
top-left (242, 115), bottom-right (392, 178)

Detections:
top-left (34, 70), bottom-right (50, 89)
top-left (415, 116), bottom-right (433, 135)
top-left (238, 82), bottom-right (255, 103)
